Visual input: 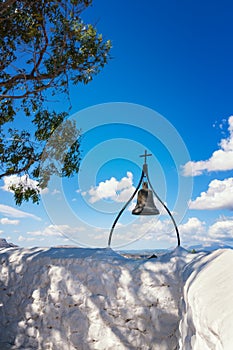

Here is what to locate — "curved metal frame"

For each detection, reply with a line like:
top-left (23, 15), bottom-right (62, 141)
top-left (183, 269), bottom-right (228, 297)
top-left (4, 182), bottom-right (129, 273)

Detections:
top-left (108, 162), bottom-right (181, 247)
top-left (146, 172), bottom-right (180, 247)
top-left (108, 170), bottom-right (145, 247)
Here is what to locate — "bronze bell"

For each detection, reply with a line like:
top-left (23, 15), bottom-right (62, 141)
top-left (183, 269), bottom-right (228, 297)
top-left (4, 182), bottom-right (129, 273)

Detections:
top-left (132, 182), bottom-right (160, 216)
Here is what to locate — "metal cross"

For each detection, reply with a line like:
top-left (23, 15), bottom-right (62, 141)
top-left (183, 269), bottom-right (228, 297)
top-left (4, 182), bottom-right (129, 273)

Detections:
top-left (140, 150), bottom-right (152, 164)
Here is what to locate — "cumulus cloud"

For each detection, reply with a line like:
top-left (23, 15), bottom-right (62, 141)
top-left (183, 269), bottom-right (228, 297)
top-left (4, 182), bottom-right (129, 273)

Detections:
top-left (178, 217), bottom-right (233, 245)
top-left (0, 218), bottom-right (19, 225)
top-left (131, 216), bottom-right (209, 245)
top-left (179, 217), bottom-right (206, 235)
top-left (1, 174), bottom-right (48, 194)
top-left (1, 174), bottom-right (38, 192)
top-left (127, 217), bottom-right (175, 243)
top-left (0, 204), bottom-right (41, 220)
top-left (27, 224), bottom-right (83, 237)
top-left (107, 213), bottom-right (233, 247)
top-left (189, 178), bottom-right (233, 210)
top-left (148, 217), bottom-right (207, 244)
top-left (208, 219), bottom-right (233, 241)
top-left (182, 115), bottom-right (233, 176)
top-left (85, 172), bottom-right (135, 204)
top-left (177, 217), bottom-right (209, 245)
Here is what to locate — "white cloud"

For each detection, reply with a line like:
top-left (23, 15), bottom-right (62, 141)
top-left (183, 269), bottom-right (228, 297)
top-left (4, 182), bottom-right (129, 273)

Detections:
top-left (182, 116), bottom-right (233, 176)
top-left (28, 225), bottom-right (64, 237)
top-left (179, 217), bottom-right (206, 235)
top-left (178, 217), bottom-right (233, 246)
top-left (146, 217), bottom-right (208, 246)
top-left (18, 235), bottom-right (38, 242)
top-left (27, 224), bottom-right (84, 237)
top-left (208, 219), bottom-right (233, 241)
top-left (85, 172), bottom-right (136, 204)
top-left (0, 204), bottom-right (41, 220)
top-left (189, 178), bottom-right (233, 210)
top-left (129, 216), bottom-right (208, 245)
top-left (1, 174), bottom-right (48, 194)
top-left (51, 189), bottom-right (61, 195)
top-left (0, 218), bottom-right (19, 225)
top-left (128, 217), bottom-right (175, 243)
top-left (105, 211), bottom-right (233, 247)
top-left (1, 174), bottom-right (39, 192)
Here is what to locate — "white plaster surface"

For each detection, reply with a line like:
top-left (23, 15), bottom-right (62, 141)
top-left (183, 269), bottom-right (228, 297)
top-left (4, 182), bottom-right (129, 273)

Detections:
top-left (0, 246), bottom-right (232, 349)
top-left (180, 249), bottom-right (233, 350)
top-left (0, 246), bottom-right (188, 350)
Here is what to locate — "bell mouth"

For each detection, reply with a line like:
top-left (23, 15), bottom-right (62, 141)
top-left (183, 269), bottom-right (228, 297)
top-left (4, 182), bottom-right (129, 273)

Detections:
top-left (132, 205), bottom-right (160, 216)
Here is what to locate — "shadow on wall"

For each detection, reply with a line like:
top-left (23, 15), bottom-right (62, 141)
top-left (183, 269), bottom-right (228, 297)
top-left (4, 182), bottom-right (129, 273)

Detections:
top-left (0, 247), bottom-right (187, 350)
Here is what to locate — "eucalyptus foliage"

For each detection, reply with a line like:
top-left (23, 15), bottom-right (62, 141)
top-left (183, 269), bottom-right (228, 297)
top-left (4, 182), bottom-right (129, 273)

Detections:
top-left (0, 0), bottom-right (111, 204)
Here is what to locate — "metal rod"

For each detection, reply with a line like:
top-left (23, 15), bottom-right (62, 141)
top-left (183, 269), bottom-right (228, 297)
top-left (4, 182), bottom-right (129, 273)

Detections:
top-left (146, 174), bottom-right (181, 246)
top-left (140, 150), bottom-right (152, 164)
top-left (108, 170), bottom-right (145, 247)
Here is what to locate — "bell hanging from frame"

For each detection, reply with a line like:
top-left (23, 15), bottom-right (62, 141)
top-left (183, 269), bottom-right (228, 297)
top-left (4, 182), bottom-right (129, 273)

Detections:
top-left (132, 182), bottom-right (160, 216)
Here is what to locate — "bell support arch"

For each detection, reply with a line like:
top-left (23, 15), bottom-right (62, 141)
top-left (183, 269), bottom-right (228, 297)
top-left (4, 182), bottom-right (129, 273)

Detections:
top-left (107, 150), bottom-right (181, 248)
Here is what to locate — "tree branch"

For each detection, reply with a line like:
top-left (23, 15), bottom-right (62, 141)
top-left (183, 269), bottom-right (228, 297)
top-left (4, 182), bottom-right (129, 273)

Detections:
top-left (0, 78), bottom-right (55, 99)
top-left (0, 157), bottom-right (36, 179)
top-left (31, 17), bottom-right (49, 77)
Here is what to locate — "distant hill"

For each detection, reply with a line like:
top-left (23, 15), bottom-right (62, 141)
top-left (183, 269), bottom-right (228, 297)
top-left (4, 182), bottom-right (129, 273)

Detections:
top-left (0, 238), bottom-right (18, 248)
top-left (188, 243), bottom-right (232, 252)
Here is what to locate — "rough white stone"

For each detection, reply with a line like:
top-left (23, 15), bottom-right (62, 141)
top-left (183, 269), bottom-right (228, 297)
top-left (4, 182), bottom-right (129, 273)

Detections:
top-left (180, 249), bottom-right (233, 350)
top-left (3, 246), bottom-right (233, 349)
top-left (0, 246), bottom-right (187, 349)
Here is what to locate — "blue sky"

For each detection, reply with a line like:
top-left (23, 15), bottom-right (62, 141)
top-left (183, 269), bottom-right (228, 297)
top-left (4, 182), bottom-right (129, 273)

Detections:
top-left (1, 0), bottom-right (233, 250)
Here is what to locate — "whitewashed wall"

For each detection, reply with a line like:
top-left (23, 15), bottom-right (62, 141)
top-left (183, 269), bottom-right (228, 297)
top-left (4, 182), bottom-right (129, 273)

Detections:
top-left (0, 247), bottom-right (185, 350)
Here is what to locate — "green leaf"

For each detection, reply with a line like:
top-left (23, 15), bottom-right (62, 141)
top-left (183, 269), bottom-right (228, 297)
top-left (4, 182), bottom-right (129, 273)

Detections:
top-left (0, 0), bottom-right (111, 205)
